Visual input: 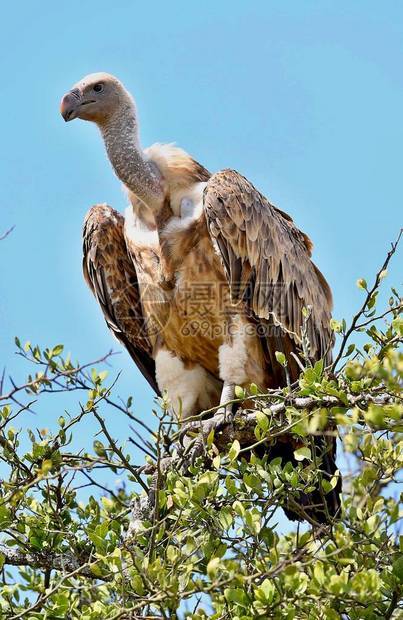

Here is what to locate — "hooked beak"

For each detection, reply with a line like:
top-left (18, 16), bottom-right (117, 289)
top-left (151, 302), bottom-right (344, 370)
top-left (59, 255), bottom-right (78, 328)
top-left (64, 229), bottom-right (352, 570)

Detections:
top-left (60, 88), bottom-right (82, 122)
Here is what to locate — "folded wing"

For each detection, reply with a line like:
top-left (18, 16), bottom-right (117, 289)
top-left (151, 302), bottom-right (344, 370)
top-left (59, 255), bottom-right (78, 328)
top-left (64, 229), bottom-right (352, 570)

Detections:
top-left (204, 169), bottom-right (333, 380)
top-left (83, 204), bottom-right (159, 394)
top-left (204, 171), bottom-right (340, 522)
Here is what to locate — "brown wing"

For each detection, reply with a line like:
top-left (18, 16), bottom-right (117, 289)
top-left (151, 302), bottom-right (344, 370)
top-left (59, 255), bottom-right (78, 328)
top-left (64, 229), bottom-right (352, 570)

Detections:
top-left (204, 169), bottom-right (333, 382)
top-left (83, 204), bottom-right (160, 395)
top-left (204, 171), bottom-right (340, 523)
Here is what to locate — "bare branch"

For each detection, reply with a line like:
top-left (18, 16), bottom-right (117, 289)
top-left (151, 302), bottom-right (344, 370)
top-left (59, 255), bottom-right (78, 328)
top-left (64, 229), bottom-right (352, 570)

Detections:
top-left (0, 542), bottom-right (110, 581)
top-left (0, 225), bottom-right (15, 241)
top-left (332, 228), bottom-right (402, 370)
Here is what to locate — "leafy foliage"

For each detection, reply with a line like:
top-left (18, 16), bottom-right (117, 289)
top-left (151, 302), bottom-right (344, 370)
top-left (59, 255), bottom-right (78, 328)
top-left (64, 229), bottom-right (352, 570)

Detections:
top-left (0, 237), bottom-right (402, 619)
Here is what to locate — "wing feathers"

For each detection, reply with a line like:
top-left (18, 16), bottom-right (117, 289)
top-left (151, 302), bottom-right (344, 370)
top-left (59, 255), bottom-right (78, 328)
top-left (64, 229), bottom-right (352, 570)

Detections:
top-left (83, 205), bottom-right (159, 394)
top-left (204, 170), bottom-right (333, 372)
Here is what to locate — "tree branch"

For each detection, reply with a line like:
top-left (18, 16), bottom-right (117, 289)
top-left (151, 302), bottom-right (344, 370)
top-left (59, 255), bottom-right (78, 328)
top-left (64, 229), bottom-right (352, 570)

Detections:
top-left (0, 225), bottom-right (15, 241)
top-left (124, 389), bottom-right (393, 538)
top-left (0, 542), bottom-right (110, 581)
top-left (332, 228), bottom-right (402, 370)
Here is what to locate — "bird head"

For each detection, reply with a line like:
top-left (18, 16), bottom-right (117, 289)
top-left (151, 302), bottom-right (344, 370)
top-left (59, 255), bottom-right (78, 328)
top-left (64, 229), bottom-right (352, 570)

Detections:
top-left (60, 72), bottom-right (133, 125)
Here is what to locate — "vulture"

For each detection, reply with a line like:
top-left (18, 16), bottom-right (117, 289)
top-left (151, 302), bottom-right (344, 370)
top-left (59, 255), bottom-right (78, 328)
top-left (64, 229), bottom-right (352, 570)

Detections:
top-left (61, 72), bottom-right (341, 523)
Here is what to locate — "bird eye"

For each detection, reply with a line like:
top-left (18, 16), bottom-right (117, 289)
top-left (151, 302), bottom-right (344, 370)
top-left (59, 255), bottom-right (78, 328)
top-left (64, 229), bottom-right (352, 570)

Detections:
top-left (93, 83), bottom-right (103, 93)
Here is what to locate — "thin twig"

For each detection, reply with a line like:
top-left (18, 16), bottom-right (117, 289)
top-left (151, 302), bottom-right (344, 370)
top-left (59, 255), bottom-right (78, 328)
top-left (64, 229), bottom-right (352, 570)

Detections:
top-left (332, 229), bottom-right (402, 371)
top-left (0, 225), bottom-right (15, 241)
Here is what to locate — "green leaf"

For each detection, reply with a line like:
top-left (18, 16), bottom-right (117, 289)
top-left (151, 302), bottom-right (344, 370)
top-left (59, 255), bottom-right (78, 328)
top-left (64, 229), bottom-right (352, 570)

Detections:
top-left (207, 557), bottom-right (221, 578)
top-left (275, 351), bottom-right (286, 366)
top-left (293, 447), bottom-right (311, 461)
top-left (249, 382), bottom-right (259, 395)
top-left (345, 343), bottom-right (356, 357)
top-left (218, 507), bottom-right (233, 530)
top-left (256, 411), bottom-right (269, 432)
top-left (131, 574), bottom-right (145, 595)
top-left (206, 428), bottom-right (215, 448)
top-left (313, 359), bottom-right (324, 378)
top-left (243, 473), bottom-right (262, 491)
top-left (0, 506), bottom-right (11, 527)
top-left (93, 440), bottom-right (106, 457)
top-left (256, 577), bottom-right (275, 603)
top-left (392, 317), bottom-right (403, 336)
top-left (235, 385), bottom-right (245, 399)
top-left (313, 562), bottom-right (325, 585)
top-left (232, 500), bottom-right (245, 517)
top-left (228, 440), bottom-right (240, 462)
top-left (101, 496), bottom-right (114, 512)
top-left (330, 319), bottom-right (343, 333)
top-left (224, 587), bottom-right (249, 607)
top-left (212, 454), bottom-right (221, 469)
top-left (392, 555), bottom-right (403, 583)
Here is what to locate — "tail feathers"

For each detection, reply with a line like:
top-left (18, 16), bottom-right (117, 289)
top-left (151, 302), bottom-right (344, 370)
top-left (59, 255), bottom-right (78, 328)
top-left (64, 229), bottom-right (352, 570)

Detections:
top-left (283, 435), bottom-right (341, 525)
top-left (255, 434), bottom-right (341, 524)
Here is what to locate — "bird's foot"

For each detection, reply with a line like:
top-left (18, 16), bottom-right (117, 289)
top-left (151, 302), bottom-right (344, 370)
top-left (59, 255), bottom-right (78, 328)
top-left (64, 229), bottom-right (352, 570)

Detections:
top-left (178, 420), bottom-right (202, 446)
top-left (176, 420), bottom-right (202, 461)
top-left (214, 403), bottom-right (234, 426)
top-left (184, 405), bottom-right (234, 467)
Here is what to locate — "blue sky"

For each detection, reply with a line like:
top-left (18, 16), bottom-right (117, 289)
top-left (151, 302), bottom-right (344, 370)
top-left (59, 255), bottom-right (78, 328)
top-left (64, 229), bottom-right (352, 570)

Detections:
top-left (1, 2), bottom-right (402, 486)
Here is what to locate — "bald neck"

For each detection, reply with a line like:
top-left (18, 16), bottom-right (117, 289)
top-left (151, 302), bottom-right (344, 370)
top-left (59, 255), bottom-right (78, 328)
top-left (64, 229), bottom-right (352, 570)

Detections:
top-left (99, 101), bottom-right (165, 210)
